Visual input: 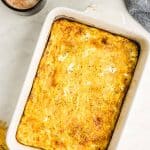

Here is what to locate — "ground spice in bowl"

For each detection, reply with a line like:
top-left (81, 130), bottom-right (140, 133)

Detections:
top-left (2, 0), bottom-right (46, 15)
top-left (4, 0), bottom-right (40, 10)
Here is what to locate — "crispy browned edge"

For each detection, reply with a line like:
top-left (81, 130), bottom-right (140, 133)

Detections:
top-left (15, 17), bottom-right (140, 150)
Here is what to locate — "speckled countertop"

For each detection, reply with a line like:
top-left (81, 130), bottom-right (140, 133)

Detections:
top-left (0, 1), bottom-right (150, 150)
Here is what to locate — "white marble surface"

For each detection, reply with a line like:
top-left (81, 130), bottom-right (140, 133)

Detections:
top-left (0, 0), bottom-right (150, 150)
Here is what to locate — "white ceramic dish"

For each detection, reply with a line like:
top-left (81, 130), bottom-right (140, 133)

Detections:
top-left (7, 0), bottom-right (150, 150)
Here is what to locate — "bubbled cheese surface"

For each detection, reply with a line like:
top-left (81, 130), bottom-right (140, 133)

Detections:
top-left (16, 19), bottom-right (139, 150)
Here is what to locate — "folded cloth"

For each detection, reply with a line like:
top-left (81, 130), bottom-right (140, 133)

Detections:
top-left (125, 0), bottom-right (150, 32)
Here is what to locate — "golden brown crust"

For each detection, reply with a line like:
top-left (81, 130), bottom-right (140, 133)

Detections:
top-left (16, 19), bottom-right (139, 150)
top-left (0, 121), bottom-right (8, 150)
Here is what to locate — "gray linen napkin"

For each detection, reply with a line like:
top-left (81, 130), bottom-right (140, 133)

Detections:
top-left (125, 0), bottom-right (150, 32)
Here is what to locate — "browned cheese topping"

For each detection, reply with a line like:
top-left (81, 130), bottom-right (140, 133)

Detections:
top-left (0, 121), bottom-right (8, 150)
top-left (17, 19), bottom-right (139, 150)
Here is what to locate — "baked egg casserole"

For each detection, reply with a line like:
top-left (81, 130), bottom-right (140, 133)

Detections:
top-left (16, 19), bottom-right (139, 150)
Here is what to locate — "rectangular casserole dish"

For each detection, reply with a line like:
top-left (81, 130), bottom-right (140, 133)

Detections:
top-left (7, 0), bottom-right (150, 149)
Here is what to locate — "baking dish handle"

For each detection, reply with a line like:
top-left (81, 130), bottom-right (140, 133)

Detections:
top-left (84, 0), bottom-right (128, 22)
top-left (84, 0), bottom-right (150, 37)
top-left (85, 0), bottom-right (127, 13)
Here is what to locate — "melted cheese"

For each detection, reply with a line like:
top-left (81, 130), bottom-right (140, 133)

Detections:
top-left (16, 19), bottom-right (139, 150)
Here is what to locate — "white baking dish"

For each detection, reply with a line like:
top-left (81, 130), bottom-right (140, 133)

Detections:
top-left (7, 0), bottom-right (150, 149)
